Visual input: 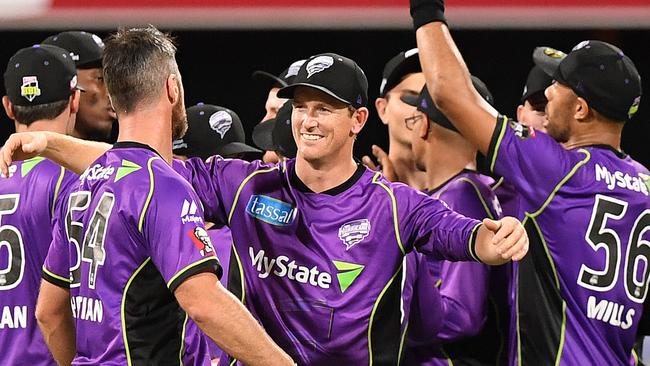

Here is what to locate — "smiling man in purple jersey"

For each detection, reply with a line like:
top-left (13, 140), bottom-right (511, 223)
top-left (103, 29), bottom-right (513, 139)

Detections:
top-left (31, 26), bottom-right (293, 366)
top-left (410, 0), bottom-right (649, 364)
top-left (0, 52), bottom-right (529, 365)
top-left (401, 76), bottom-right (508, 365)
top-left (0, 44), bottom-right (80, 366)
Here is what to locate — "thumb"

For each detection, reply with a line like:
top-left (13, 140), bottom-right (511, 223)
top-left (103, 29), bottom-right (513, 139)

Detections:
top-left (482, 218), bottom-right (501, 233)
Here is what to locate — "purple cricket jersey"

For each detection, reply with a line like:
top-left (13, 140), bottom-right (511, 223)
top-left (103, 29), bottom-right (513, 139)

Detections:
top-left (488, 116), bottom-right (650, 365)
top-left (176, 157), bottom-right (482, 365)
top-left (405, 170), bottom-right (507, 366)
top-left (42, 142), bottom-right (221, 366)
top-left (0, 157), bottom-right (75, 366)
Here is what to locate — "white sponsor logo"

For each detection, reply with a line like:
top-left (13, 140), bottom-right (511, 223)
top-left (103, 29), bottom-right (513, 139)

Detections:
top-left (306, 56), bottom-right (334, 78)
top-left (0, 306), bottom-right (27, 329)
top-left (71, 296), bottom-right (104, 323)
top-left (249, 247), bottom-right (332, 289)
top-left (338, 219), bottom-right (371, 250)
top-left (209, 111), bottom-right (232, 139)
top-left (595, 164), bottom-right (649, 196)
top-left (80, 164), bottom-right (115, 182)
top-left (181, 199), bottom-right (203, 224)
top-left (0, 165), bottom-right (17, 179)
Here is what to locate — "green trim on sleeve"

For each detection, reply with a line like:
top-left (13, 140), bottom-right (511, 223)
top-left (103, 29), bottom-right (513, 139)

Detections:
top-left (488, 115), bottom-right (508, 173)
top-left (371, 172), bottom-right (406, 255)
top-left (166, 256), bottom-right (220, 290)
top-left (42, 265), bottom-right (71, 288)
top-left (51, 166), bottom-right (66, 216)
top-left (468, 223), bottom-right (483, 263)
top-left (227, 166), bottom-right (279, 224)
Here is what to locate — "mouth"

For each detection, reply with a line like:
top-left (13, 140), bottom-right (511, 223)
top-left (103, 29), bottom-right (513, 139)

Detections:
top-left (300, 133), bottom-right (323, 142)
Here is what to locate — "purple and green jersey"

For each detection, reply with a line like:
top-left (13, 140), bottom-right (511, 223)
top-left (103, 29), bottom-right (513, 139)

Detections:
top-left (405, 170), bottom-right (507, 366)
top-left (0, 158), bottom-right (75, 366)
top-left (488, 116), bottom-right (650, 365)
top-left (177, 157), bottom-right (483, 365)
top-left (42, 142), bottom-right (221, 366)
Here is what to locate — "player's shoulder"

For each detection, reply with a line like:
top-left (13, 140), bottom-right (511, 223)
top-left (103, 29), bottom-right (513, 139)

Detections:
top-left (581, 147), bottom-right (650, 198)
top-left (444, 170), bottom-right (495, 198)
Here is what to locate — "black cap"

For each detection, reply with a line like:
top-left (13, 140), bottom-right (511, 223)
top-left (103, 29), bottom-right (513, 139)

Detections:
top-left (252, 100), bottom-right (297, 158)
top-left (251, 59), bottom-right (306, 89)
top-left (42, 31), bottom-right (104, 69)
top-left (4, 44), bottom-right (78, 107)
top-left (401, 76), bottom-right (494, 133)
top-left (277, 53), bottom-right (368, 109)
top-left (379, 48), bottom-right (422, 97)
top-left (521, 65), bottom-right (553, 103)
top-left (533, 41), bottom-right (642, 121)
top-left (173, 104), bottom-right (261, 160)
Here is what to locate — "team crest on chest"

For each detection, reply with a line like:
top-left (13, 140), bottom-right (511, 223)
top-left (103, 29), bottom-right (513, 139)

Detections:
top-left (338, 219), bottom-right (371, 250)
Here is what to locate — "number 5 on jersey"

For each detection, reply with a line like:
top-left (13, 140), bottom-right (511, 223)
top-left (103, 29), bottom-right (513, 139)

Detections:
top-left (65, 191), bottom-right (115, 289)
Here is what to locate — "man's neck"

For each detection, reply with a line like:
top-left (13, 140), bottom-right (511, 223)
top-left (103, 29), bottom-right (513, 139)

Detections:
top-left (15, 117), bottom-right (68, 134)
top-left (116, 110), bottom-right (173, 165)
top-left (424, 143), bottom-right (476, 191)
top-left (295, 156), bottom-right (358, 193)
top-left (387, 142), bottom-right (427, 190)
top-left (563, 120), bottom-right (623, 152)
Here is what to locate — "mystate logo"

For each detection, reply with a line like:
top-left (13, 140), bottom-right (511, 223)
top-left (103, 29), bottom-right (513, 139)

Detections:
top-left (245, 195), bottom-right (296, 226)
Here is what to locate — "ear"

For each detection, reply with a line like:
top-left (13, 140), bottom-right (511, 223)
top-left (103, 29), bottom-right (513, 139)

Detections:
top-left (418, 115), bottom-right (430, 139)
top-left (2, 96), bottom-right (15, 120)
top-left (351, 107), bottom-right (369, 135)
top-left (374, 97), bottom-right (389, 126)
top-left (69, 90), bottom-right (81, 114)
top-left (166, 74), bottom-right (180, 105)
top-left (574, 97), bottom-right (590, 122)
top-left (516, 104), bottom-right (525, 123)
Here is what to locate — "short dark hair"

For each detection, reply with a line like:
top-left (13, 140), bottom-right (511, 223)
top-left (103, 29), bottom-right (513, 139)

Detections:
top-left (102, 26), bottom-right (178, 114)
top-left (12, 100), bottom-right (69, 125)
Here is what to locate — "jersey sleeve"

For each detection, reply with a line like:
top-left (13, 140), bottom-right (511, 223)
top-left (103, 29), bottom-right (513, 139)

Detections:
top-left (175, 157), bottom-right (265, 226)
top-left (42, 174), bottom-right (78, 289)
top-left (436, 260), bottom-right (489, 341)
top-left (406, 252), bottom-right (444, 344)
top-left (486, 115), bottom-right (590, 213)
top-left (143, 164), bottom-right (222, 293)
top-left (396, 184), bottom-right (482, 262)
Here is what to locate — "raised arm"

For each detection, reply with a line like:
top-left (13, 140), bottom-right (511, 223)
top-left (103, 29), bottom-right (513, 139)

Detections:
top-left (0, 131), bottom-right (109, 175)
top-left (412, 1), bottom-right (499, 154)
top-left (175, 273), bottom-right (294, 366)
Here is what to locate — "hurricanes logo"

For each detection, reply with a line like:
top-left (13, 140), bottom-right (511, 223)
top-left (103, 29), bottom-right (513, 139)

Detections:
top-left (286, 60), bottom-right (305, 79)
top-left (20, 76), bottom-right (41, 102)
top-left (544, 47), bottom-right (566, 59)
top-left (306, 56), bottom-right (334, 78)
top-left (338, 219), bottom-right (371, 250)
top-left (189, 227), bottom-right (214, 256)
top-left (209, 111), bottom-right (232, 139)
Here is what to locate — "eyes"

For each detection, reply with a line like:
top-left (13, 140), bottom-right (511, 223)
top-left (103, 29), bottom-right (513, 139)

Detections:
top-left (292, 104), bottom-right (334, 116)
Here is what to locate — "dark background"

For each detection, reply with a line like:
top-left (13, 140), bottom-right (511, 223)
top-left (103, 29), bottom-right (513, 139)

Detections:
top-left (1, 29), bottom-right (648, 168)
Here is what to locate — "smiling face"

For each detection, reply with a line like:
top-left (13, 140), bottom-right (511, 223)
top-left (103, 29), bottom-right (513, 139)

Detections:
top-left (291, 86), bottom-right (366, 166)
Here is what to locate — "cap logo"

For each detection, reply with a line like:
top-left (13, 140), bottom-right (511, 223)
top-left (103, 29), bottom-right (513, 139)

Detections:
top-left (420, 98), bottom-right (428, 109)
top-left (20, 76), bottom-right (41, 102)
top-left (379, 78), bottom-right (387, 95)
top-left (572, 40), bottom-right (590, 51)
top-left (209, 110), bottom-right (233, 139)
top-left (544, 48), bottom-right (566, 59)
top-left (91, 34), bottom-right (105, 48)
top-left (628, 96), bottom-right (641, 119)
top-left (404, 48), bottom-right (419, 58)
top-left (286, 60), bottom-right (305, 78)
top-left (172, 139), bottom-right (187, 150)
top-left (69, 52), bottom-right (80, 61)
top-left (306, 56), bottom-right (334, 78)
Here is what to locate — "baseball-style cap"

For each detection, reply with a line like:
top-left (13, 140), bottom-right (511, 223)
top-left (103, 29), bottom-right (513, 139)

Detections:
top-left (533, 40), bottom-right (642, 121)
top-left (173, 103), bottom-right (261, 160)
top-left (252, 59), bottom-right (306, 89)
top-left (521, 65), bottom-right (553, 103)
top-left (277, 53), bottom-right (368, 109)
top-left (379, 48), bottom-right (422, 97)
top-left (4, 44), bottom-right (78, 107)
top-left (401, 76), bottom-right (494, 133)
top-left (42, 31), bottom-right (104, 69)
top-left (252, 100), bottom-right (297, 159)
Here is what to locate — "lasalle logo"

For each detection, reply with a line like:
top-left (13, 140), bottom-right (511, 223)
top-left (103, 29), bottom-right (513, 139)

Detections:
top-left (338, 219), bottom-right (371, 250)
top-left (246, 195), bottom-right (296, 226)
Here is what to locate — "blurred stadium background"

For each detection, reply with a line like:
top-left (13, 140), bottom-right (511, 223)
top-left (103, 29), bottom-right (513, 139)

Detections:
top-left (0, 0), bottom-right (649, 167)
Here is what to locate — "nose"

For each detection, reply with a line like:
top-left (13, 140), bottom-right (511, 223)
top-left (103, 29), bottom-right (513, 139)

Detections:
top-left (544, 84), bottom-right (553, 101)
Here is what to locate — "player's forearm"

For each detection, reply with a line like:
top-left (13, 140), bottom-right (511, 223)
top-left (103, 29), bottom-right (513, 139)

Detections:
top-left (475, 225), bottom-right (508, 265)
top-left (176, 275), bottom-right (294, 366)
top-left (35, 284), bottom-right (75, 366)
top-left (43, 131), bottom-right (110, 174)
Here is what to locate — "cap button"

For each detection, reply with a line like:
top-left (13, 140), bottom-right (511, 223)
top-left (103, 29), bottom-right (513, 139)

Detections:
top-left (44, 61), bottom-right (49, 66)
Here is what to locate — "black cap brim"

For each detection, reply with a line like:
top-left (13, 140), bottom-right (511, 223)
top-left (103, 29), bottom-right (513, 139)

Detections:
top-left (218, 142), bottom-right (262, 157)
top-left (400, 94), bottom-right (419, 107)
top-left (252, 120), bottom-right (277, 151)
top-left (277, 83), bottom-right (351, 106)
top-left (251, 71), bottom-right (288, 88)
top-left (533, 46), bottom-right (567, 80)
